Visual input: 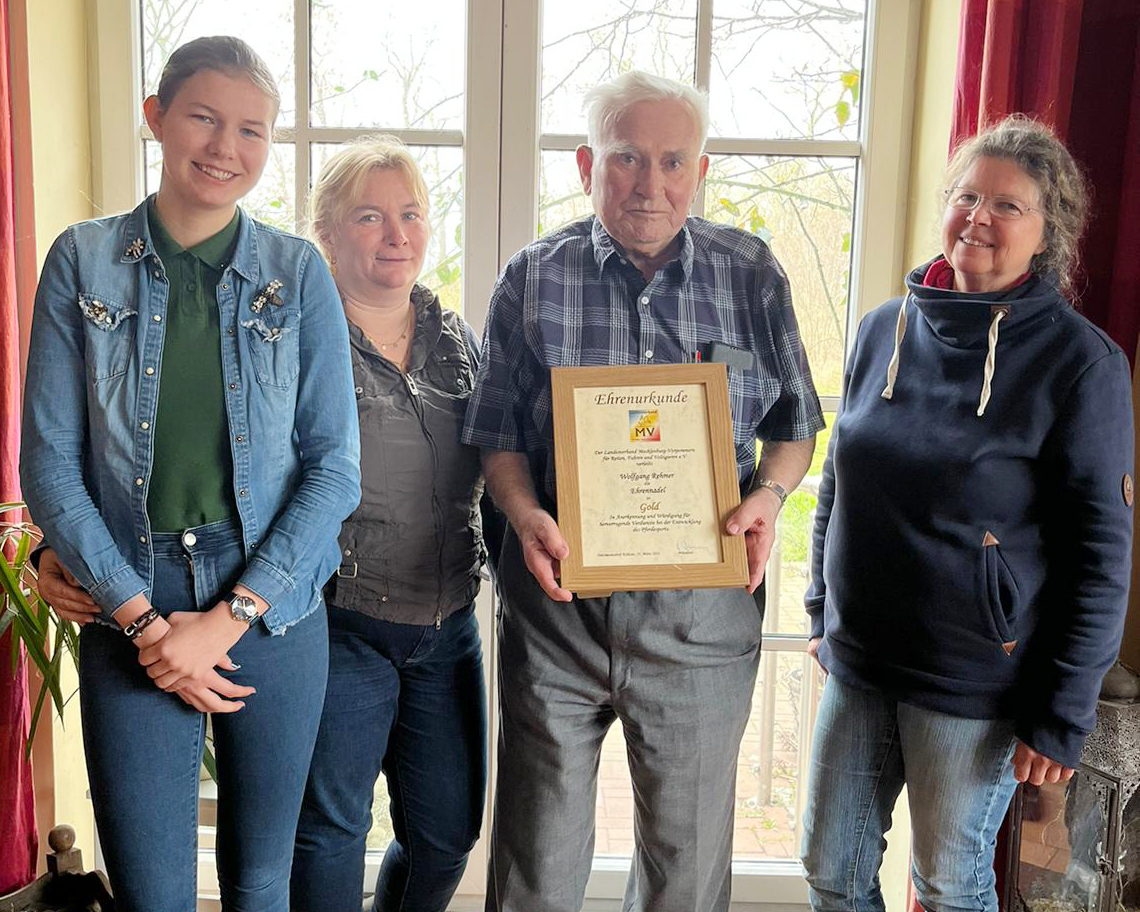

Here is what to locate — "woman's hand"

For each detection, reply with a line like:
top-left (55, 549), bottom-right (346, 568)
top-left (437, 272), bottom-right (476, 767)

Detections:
top-left (137, 606), bottom-right (253, 700)
top-left (1012, 740), bottom-right (1074, 786)
top-left (807, 636), bottom-right (827, 676)
top-left (37, 549), bottom-right (100, 625)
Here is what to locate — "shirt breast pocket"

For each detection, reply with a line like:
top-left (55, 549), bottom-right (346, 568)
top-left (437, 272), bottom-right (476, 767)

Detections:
top-left (78, 292), bottom-right (136, 382)
top-left (425, 360), bottom-right (473, 402)
top-left (725, 365), bottom-right (766, 446)
top-left (242, 309), bottom-right (301, 389)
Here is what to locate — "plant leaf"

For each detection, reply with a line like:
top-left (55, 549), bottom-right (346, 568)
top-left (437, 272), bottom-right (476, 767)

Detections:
top-left (835, 100), bottom-right (850, 127)
top-left (202, 745), bottom-right (218, 782)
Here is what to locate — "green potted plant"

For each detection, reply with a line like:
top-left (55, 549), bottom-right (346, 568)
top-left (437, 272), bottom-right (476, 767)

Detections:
top-left (1, 501), bottom-right (219, 780)
top-left (0, 501), bottom-right (78, 753)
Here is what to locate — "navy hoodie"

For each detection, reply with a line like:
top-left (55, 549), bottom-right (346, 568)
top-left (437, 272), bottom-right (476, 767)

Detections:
top-left (806, 261), bottom-right (1134, 766)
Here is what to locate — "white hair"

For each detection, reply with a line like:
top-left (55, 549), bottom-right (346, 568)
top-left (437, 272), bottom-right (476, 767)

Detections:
top-left (583, 71), bottom-right (709, 153)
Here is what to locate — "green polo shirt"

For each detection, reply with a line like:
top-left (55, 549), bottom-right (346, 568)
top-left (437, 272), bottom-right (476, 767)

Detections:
top-left (146, 200), bottom-right (240, 532)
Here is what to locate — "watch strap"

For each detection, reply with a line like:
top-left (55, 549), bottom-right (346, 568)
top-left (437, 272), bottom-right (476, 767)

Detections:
top-left (753, 477), bottom-right (789, 506)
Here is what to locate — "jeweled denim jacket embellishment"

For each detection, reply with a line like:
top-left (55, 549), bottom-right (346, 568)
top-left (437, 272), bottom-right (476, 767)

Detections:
top-left (250, 279), bottom-right (284, 313)
top-left (78, 293), bottom-right (136, 330)
top-left (124, 238), bottom-right (146, 260)
top-left (242, 317), bottom-right (291, 343)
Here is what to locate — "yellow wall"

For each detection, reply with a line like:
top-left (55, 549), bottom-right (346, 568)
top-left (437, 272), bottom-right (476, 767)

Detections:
top-left (27, 0), bottom-right (93, 261)
top-left (903, 0), bottom-right (959, 274)
top-left (23, 0), bottom-right (96, 870)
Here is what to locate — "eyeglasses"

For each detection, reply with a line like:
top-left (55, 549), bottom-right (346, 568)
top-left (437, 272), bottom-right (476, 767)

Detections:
top-left (944, 188), bottom-right (1042, 220)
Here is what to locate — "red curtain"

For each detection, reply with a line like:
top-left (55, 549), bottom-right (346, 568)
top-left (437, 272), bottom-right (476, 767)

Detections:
top-left (0, 0), bottom-right (38, 893)
top-left (951, 0), bottom-right (1140, 366)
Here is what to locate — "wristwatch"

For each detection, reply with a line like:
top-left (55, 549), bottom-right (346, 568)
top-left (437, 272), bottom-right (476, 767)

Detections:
top-left (753, 477), bottom-right (789, 507)
top-left (224, 591), bottom-right (260, 626)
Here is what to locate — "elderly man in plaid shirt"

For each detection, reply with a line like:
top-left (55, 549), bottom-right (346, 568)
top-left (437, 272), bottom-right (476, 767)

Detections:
top-left (462, 70), bottom-right (824, 912)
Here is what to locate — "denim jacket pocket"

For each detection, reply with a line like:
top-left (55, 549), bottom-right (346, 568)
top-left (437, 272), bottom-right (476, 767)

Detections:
top-left (242, 308), bottom-right (301, 389)
top-left (78, 292), bottom-right (136, 382)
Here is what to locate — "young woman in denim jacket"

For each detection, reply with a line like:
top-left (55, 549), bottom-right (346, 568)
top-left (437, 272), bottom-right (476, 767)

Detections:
top-left (22, 37), bottom-right (360, 912)
top-left (287, 138), bottom-right (488, 912)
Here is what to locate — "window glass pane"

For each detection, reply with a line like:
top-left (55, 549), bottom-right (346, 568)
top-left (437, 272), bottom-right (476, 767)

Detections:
top-left (764, 412), bottom-right (833, 637)
top-left (538, 150), bottom-right (592, 237)
top-left (141, 0), bottom-right (296, 128)
top-left (594, 652), bottom-right (823, 860)
top-left (542, 0), bottom-right (698, 135)
top-left (310, 1), bottom-right (466, 130)
top-left (708, 0), bottom-right (867, 140)
top-left (144, 139), bottom-right (296, 231)
top-left (311, 144), bottom-right (464, 312)
top-left (705, 155), bottom-right (854, 398)
top-left (734, 651), bottom-right (821, 860)
top-left (368, 781), bottom-right (394, 851)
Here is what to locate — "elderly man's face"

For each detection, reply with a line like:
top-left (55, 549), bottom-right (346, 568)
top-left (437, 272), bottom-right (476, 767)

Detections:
top-left (577, 98), bottom-right (709, 264)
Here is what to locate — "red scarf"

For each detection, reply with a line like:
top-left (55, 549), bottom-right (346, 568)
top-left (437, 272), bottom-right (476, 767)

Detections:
top-left (922, 257), bottom-right (1031, 290)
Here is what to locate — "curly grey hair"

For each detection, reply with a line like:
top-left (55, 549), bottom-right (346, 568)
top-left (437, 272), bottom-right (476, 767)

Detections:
top-left (945, 114), bottom-right (1090, 299)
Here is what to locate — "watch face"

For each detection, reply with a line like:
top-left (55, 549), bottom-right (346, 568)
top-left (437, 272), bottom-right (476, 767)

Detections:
top-left (230, 595), bottom-right (258, 623)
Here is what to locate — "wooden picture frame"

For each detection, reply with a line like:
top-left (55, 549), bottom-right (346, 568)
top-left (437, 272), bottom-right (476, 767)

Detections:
top-left (551, 363), bottom-right (748, 596)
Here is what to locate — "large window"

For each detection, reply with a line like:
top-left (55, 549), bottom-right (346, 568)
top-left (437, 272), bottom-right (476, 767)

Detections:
top-left (89, 0), bottom-right (921, 905)
top-left (531, 0), bottom-right (863, 875)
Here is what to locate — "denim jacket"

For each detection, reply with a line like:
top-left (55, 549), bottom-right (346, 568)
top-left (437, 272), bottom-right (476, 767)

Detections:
top-left (20, 198), bottom-right (361, 634)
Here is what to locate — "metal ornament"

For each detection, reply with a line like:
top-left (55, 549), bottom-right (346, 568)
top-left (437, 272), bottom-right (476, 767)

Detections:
top-left (251, 278), bottom-right (285, 314)
top-left (124, 238), bottom-right (145, 260)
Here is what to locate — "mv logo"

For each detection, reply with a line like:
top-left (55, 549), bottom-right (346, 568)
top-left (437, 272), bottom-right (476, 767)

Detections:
top-left (629, 410), bottom-right (661, 442)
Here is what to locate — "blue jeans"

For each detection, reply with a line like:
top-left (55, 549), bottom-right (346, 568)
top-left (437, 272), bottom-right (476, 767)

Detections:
top-left (78, 519), bottom-right (329, 912)
top-left (801, 676), bottom-right (1018, 912)
top-left (291, 604), bottom-right (487, 912)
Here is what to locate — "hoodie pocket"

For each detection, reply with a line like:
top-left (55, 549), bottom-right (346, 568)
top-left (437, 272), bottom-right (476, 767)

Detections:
top-left (981, 535), bottom-right (1020, 651)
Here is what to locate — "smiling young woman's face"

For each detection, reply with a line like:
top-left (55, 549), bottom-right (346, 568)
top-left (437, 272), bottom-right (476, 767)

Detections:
top-left (941, 155), bottom-right (1048, 294)
top-left (144, 68), bottom-right (276, 222)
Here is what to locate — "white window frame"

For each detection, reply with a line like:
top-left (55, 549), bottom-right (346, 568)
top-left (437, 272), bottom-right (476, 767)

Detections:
top-left (86, 0), bottom-right (921, 907)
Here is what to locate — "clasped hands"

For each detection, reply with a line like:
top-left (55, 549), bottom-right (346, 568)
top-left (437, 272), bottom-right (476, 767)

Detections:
top-left (37, 549), bottom-right (255, 714)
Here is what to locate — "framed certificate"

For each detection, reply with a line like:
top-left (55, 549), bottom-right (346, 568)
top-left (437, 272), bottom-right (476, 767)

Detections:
top-left (551, 363), bottom-right (748, 595)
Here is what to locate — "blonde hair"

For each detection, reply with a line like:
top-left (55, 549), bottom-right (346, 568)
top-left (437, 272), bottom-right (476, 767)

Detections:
top-left (945, 115), bottom-right (1090, 299)
top-left (307, 135), bottom-right (430, 261)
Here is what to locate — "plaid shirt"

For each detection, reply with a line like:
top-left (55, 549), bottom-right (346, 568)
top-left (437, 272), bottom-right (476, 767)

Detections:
top-left (461, 216), bottom-right (825, 506)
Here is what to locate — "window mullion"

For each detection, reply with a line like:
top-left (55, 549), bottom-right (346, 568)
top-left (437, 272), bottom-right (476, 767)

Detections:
top-left (693, 0), bottom-right (714, 218)
top-left (499, 0), bottom-right (543, 272)
top-left (293, 0), bottom-right (310, 233)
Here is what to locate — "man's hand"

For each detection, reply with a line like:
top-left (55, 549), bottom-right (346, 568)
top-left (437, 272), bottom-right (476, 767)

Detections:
top-left (516, 507), bottom-right (574, 602)
top-left (138, 606), bottom-right (251, 696)
top-left (725, 487), bottom-right (782, 594)
top-left (1012, 741), bottom-right (1074, 786)
top-left (37, 549), bottom-right (99, 625)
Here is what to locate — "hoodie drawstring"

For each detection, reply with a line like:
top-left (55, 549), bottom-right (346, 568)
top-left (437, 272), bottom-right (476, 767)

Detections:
top-left (880, 296), bottom-right (1009, 418)
top-left (976, 306), bottom-right (1008, 417)
top-left (880, 294), bottom-right (909, 400)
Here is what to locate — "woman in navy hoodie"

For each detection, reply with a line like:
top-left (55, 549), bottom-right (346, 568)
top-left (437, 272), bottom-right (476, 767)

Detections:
top-left (801, 116), bottom-right (1133, 912)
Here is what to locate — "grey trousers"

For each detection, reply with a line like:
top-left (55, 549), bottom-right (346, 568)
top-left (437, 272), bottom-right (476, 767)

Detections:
top-left (486, 528), bottom-right (763, 912)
